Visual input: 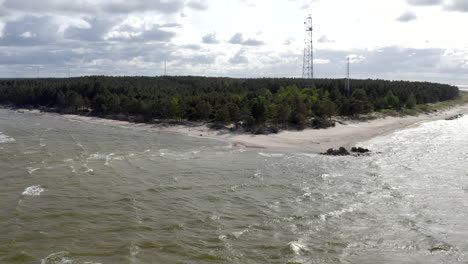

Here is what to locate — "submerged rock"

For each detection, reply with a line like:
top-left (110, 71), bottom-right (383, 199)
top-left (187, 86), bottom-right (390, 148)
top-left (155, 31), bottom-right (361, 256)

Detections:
top-left (322, 147), bottom-right (372, 156)
top-left (445, 114), bottom-right (463, 121)
top-left (351, 147), bottom-right (371, 154)
top-left (323, 147), bottom-right (350, 156)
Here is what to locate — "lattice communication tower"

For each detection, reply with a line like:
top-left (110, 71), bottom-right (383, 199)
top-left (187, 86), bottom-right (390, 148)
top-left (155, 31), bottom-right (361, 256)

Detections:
top-left (302, 15), bottom-right (314, 80)
top-left (346, 57), bottom-right (350, 96)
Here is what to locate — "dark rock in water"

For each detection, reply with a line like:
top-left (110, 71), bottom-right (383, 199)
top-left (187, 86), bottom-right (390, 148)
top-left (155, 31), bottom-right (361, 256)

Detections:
top-left (323, 147), bottom-right (350, 156)
top-left (446, 114), bottom-right (463, 121)
top-left (351, 147), bottom-right (371, 154)
top-left (323, 147), bottom-right (372, 156)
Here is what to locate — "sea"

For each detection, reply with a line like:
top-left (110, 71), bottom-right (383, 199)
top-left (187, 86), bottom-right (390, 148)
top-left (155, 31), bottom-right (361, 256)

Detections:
top-left (1, 108), bottom-right (468, 264)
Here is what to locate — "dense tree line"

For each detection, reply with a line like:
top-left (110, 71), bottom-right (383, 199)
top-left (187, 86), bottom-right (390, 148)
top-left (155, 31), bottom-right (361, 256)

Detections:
top-left (0, 76), bottom-right (459, 130)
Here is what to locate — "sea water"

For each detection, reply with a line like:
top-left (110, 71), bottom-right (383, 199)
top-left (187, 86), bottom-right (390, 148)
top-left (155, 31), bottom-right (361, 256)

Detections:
top-left (1, 108), bottom-right (467, 264)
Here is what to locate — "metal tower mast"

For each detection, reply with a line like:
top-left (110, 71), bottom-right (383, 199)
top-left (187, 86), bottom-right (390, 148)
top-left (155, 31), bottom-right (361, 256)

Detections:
top-left (346, 57), bottom-right (351, 96)
top-left (302, 15), bottom-right (314, 81)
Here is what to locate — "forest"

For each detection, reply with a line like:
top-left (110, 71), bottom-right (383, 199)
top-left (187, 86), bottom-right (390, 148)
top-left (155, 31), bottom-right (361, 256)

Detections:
top-left (0, 76), bottom-right (460, 131)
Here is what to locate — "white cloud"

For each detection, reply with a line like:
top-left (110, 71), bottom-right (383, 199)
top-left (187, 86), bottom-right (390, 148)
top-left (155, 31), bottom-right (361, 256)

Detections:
top-left (20, 31), bottom-right (35, 38)
top-left (314, 59), bottom-right (330, 64)
top-left (0, 0), bottom-right (466, 85)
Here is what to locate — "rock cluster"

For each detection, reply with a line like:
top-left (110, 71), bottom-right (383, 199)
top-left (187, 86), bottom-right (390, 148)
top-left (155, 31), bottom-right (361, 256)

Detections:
top-left (445, 114), bottom-right (463, 121)
top-left (322, 147), bottom-right (371, 156)
top-left (323, 147), bottom-right (350, 156)
top-left (351, 147), bottom-right (371, 154)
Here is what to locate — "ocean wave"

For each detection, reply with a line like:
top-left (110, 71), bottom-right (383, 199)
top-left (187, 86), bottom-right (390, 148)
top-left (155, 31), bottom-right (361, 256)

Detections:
top-left (288, 240), bottom-right (308, 255)
top-left (27, 167), bottom-right (40, 174)
top-left (41, 251), bottom-right (102, 264)
top-left (319, 203), bottom-right (362, 221)
top-left (259, 152), bottom-right (284, 158)
top-left (0, 132), bottom-right (15, 143)
top-left (157, 149), bottom-right (201, 160)
top-left (22, 185), bottom-right (45, 196)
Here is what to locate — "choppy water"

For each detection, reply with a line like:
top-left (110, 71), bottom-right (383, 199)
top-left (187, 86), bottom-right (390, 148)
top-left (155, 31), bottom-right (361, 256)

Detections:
top-left (1, 108), bottom-right (468, 264)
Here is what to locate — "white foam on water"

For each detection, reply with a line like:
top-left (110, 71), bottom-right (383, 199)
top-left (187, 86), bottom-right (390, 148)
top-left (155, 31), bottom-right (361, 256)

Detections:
top-left (319, 203), bottom-right (362, 222)
top-left (41, 251), bottom-right (73, 264)
top-left (158, 149), bottom-right (201, 160)
top-left (41, 251), bottom-right (102, 264)
top-left (22, 185), bottom-right (45, 196)
top-left (259, 152), bottom-right (284, 158)
top-left (0, 132), bottom-right (15, 143)
top-left (87, 153), bottom-right (116, 166)
top-left (27, 167), bottom-right (40, 174)
top-left (231, 228), bottom-right (249, 239)
top-left (288, 241), bottom-right (308, 255)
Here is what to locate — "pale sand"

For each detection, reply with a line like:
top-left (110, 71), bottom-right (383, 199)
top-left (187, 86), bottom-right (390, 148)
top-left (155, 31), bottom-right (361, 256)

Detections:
top-left (12, 104), bottom-right (468, 153)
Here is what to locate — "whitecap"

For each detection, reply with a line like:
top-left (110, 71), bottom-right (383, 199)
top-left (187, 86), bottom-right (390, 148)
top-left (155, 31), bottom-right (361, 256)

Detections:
top-left (319, 203), bottom-right (362, 221)
top-left (231, 229), bottom-right (249, 239)
top-left (259, 152), bottom-right (284, 158)
top-left (288, 241), bottom-right (308, 255)
top-left (27, 167), bottom-right (40, 174)
top-left (41, 251), bottom-right (102, 264)
top-left (22, 185), bottom-right (45, 196)
top-left (41, 251), bottom-right (73, 264)
top-left (0, 132), bottom-right (15, 143)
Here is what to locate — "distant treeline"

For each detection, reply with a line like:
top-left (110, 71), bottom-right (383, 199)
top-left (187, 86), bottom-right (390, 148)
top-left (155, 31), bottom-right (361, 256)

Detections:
top-left (0, 76), bottom-right (459, 129)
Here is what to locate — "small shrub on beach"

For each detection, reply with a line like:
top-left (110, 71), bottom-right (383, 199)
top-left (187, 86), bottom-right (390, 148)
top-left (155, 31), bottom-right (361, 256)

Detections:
top-left (417, 104), bottom-right (433, 113)
top-left (401, 109), bottom-right (419, 116)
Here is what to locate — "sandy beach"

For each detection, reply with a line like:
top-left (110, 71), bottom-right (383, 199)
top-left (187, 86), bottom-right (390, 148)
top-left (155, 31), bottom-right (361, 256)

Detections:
top-left (12, 103), bottom-right (468, 153)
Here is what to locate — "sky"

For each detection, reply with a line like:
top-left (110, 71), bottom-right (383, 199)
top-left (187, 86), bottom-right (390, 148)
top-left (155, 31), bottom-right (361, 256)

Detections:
top-left (0, 0), bottom-right (467, 86)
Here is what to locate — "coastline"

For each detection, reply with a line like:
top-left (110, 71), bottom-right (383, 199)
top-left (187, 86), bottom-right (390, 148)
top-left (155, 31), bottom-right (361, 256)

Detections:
top-left (5, 104), bottom-right (468, 153)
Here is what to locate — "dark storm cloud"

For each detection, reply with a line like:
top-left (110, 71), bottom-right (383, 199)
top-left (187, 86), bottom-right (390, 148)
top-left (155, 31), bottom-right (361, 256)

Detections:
top-left (228, 33), bottom-right (264, 46)
top-left (0, 16), bottom-right (60, 46)
top-left (229, 49), bottom-right (248, 64)
top-left (229, 33), bottom-right (244, 44)
top-left (407, 0), bottom-right (443, 6)
top-left (0, 6), bottom-right (9, 16)
top-left (202, 33), bottom-right (219, 44)
top-left (396, 11), bottom-right (417, 22)
top-left (445, 0), bottom-right (468, 12)
top-left (3, 0), bottom-right (186, 14)
top-left (318, 35), bottom-right (335, 43)
top-left (182, 44), bottom-right (202, 50)
top-left (64, 18), bottom-right (177, 42)
top-left (243, 38), bottom-right (264, 46)
top-left (179, 54), bottom-right (217, 65)
top-left (187, 0), bottom-right (209, 10)
top-left (64, 18), bottom-right (115, 42)
top-left (114, 29), bottom-right (175, 42)
top-left (407, 0), bottom-right (468, 12)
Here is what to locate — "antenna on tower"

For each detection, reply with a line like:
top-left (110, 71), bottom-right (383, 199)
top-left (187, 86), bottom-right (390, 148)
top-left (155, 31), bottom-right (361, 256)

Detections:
top-left (302, 15), bottom-right (314, 86)
top-left (164, 60), bottom-right (167, 76)
top-left (346, 57), bottom-right (351, 97)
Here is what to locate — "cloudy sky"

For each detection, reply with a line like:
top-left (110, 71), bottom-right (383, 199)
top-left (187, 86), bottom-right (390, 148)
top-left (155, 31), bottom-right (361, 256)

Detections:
top-left (0, 0), bottom-right (467, 86)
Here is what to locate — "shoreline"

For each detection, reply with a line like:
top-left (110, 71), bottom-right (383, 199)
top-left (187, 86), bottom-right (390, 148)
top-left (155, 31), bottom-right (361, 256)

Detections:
top-left (4, 104), bottom-right (468, 153)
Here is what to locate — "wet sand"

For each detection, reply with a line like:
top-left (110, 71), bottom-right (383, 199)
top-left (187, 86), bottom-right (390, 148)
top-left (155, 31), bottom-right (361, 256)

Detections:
top-left (12, 104), bottom-right (468, 153)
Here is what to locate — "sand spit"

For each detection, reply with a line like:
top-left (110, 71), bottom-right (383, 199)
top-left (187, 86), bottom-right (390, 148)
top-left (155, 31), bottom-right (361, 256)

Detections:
top-left (8, 104), bottom-right (468, 153)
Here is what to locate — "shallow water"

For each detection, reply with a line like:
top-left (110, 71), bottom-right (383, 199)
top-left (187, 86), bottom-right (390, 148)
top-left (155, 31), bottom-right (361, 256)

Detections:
top-left (1, 109), bottom-right (468, 264)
